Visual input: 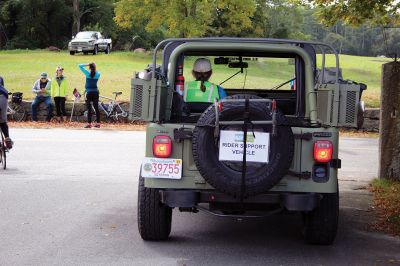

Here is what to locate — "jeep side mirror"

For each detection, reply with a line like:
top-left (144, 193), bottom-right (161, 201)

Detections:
top-left (72, 35), bottom-right (75, 39)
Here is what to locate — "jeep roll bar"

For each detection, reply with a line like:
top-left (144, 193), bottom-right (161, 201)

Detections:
top-left (151, 37), bottom-right (340, 84)
top-left (166, 42), bottom-right (318, 123)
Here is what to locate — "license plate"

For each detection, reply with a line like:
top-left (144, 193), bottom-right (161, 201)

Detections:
top-left (77, 47), bottom-right (82, 52)
top-left (219, 130), bottom-right (270, 163)
top-left (141, 157), bottom-right (182, 179)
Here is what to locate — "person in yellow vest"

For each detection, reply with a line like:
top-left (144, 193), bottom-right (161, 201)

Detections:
top-left (184, 58), bottom-right (227, 108)
top-left (51, 66), bottom-right (68, 122)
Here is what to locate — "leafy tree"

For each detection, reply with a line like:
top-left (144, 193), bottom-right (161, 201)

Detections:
top-left (298, 0), bottom-right (400, 26)
top-left (4, 0), bottom-right (72, 48)
top-left (80, 0), bottom-right (116, 38)
top-left (115, 0), bottom-right (214, 38)
top-left (115, 0), bottom-right (256, 38)
top-left (208, 0), bottom-right (256, 37)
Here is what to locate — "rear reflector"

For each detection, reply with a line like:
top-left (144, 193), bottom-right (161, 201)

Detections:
top-left (313, 164), bottom-right (329, 183)
top-left (313, 140), bottom-right (333, 163)
top-left (153, 135), bottom-right (172, 158)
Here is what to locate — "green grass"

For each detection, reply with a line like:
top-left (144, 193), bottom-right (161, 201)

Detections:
top-left (0, 50), bottom-right (151, 101)
top-left (0, 50), bottom-right (390, 107)
top-left (322, 54), bottom-right (390, 107)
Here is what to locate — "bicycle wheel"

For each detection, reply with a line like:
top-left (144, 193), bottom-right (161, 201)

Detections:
top-left (9, 103), bottom-right (26, 122)
top-left (0, 146), bottom-right (6, 170)
top-left (106, 111), bottom-right (118, 123)
top-left (117, 105), bottom-right (128, 118)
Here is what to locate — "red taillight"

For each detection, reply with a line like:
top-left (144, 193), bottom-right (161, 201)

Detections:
top-left (153, 135), bottom-right (172, 158)
top-left (314, 140), bottom-right (333, 163)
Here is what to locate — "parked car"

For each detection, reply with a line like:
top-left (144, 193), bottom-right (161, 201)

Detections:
top-left (130, 38), bottom-right (367, 245)
top-left (68, 31), bottom-right (112, 55)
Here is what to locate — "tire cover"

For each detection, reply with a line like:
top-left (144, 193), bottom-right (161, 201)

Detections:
top-left (192, 94), bottom-right (294, 197)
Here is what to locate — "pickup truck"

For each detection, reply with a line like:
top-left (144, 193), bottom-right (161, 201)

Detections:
top-left (68, 31), bottom-right (112, 55)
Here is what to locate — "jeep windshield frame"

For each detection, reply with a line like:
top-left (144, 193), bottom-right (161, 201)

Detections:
top-left (168, 42), bottom-right (316, 123)
top-left (153, 38), bottom-right (340, 84)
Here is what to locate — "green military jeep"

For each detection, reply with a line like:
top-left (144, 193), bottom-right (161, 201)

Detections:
top-left (130, 38), bottom-right (366, 245)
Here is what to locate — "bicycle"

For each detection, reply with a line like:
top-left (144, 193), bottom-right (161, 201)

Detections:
top-left (0, 132), bottom-right (7, 169)
top-left (84, 91), bottom-right (128, 122)
top-left (7, 92), bottom-right (26, 122)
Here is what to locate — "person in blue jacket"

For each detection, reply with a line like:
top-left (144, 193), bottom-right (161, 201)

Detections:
top-left (79, 62), bottom-right (101, 128)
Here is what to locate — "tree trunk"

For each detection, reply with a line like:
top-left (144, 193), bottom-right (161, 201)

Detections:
top-left (379, 62), bottom-right (400, 181)
top-left (72, 0), bottom-right (80, 36)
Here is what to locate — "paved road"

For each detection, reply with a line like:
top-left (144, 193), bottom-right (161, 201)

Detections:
top-left (1, 129), bottom-right (399, 266)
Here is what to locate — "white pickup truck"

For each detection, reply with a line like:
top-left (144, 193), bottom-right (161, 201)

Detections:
top-left (68, 31), bottom-right (112, 55)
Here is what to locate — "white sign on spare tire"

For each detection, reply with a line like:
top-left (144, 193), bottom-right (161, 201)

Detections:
top-left (218, 130), bottom-right (270, 163)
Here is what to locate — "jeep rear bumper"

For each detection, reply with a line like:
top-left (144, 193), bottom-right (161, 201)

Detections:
top-left (159, 190), bottom-right (322, 212)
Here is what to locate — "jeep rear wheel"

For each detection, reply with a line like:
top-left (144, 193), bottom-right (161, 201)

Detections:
top-left (303, 191), bottom-right (339, 245)
top-left (69, 51), bottom-right (75, 55)
top-left (138, 175), bottom-right (172, 241)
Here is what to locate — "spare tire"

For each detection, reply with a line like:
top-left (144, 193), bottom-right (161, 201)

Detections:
top-left (192, 94), bottom-right (294, 197)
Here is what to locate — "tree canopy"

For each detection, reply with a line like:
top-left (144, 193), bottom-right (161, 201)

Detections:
top-left (0, 0), bottom-right (399, 56)
top-left (299, 0), bottom-right (400, 26)
top-left (114, 0), bottom-right (256, 38)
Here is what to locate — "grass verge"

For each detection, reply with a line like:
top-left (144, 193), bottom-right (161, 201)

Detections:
top-left (370, 179), bottom-right (400, 236)
top-left (0, 50), bottom-right (390, 107)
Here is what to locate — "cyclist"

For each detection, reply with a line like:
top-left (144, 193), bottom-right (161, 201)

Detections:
top-left (0, 76), bottom-right (13, 149)
top-left (79, 62), bottom-right (101, 128)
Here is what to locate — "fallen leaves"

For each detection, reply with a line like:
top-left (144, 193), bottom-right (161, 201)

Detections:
top-left (9, 121), bottom-right (146, 131)
top-left (339, 128), bottom-right (379, 138)
top-left (369, 179), bottom-right (400, 236)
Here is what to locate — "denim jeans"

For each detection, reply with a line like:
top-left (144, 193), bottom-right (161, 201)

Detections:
top-left (31, 96), bottom-right (53, 121)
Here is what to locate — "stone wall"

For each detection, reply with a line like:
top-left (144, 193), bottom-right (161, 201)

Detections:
top-left (13, 101), bottom-right (382, 131)
top-left (361, 108), bottom-right (380, 132)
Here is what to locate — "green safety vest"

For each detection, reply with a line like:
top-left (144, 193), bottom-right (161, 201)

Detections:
top-left (51, 77), bottom-right (68, 97)
top-left (184, 81), bottom-right (219, 103)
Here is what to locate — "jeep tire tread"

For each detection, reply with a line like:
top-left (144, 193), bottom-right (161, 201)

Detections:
top-left (138, 175), bottom-right (172, 241)
top-left (303, 191), bottom-right (339, 245)
top-left (192, 94), bottom-right (294, 197)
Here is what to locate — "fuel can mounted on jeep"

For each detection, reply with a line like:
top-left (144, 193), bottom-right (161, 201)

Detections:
top-left (129, 38), bottom-right (366, 245)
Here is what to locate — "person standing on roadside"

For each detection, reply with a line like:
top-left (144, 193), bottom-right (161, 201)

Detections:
top-left (79, 62), bottom-right (100, 128)
top-left (0, 76), bottom-right (13, 149)
top-left (31, 73), bottom-right (53, 122)
top-left (51, 66), bottom-right (68, 122)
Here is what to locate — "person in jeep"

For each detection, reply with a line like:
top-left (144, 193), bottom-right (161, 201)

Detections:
top-left (184, 58), bottom-right (227, 112)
